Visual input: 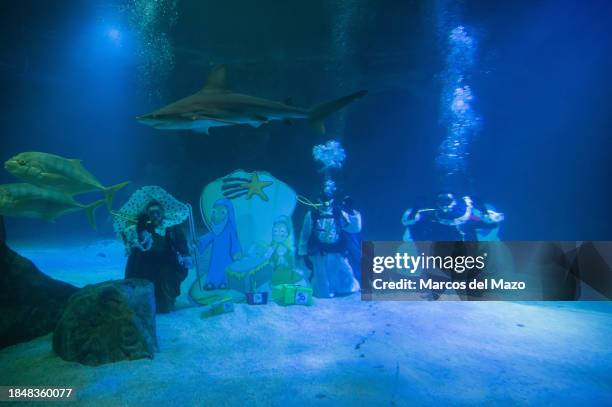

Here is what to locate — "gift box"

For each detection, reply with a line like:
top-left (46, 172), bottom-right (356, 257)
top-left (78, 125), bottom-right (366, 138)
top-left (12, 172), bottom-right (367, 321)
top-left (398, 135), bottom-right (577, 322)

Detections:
top-left (272, 284), bottom-right (313, 306)
top-left (201, 296), bottom-right (234, 318)
top-left (246, 291), bottom-right (269, 305)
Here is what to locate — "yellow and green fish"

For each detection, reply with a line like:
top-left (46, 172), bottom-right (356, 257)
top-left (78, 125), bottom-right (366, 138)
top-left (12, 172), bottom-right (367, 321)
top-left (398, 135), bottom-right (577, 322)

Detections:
top-left (0, 183), bottom-right (105, 229)
top-left (4, 152), bottom-right (129, 209)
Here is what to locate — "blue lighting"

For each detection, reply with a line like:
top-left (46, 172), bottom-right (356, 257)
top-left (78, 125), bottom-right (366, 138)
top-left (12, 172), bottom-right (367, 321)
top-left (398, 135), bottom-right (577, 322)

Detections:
top-left (106, 27), bottom-right (121, 43)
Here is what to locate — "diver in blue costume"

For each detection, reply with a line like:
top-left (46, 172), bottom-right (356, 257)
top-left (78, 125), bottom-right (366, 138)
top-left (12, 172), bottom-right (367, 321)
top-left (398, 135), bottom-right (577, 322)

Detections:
top-left (298, 194), bottom-right (361, 298)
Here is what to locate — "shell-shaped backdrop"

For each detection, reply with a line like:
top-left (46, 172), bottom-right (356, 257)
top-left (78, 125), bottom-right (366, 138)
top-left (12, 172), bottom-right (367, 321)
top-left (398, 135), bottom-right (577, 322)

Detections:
top-left (199, 169), bottom-right (297, 251)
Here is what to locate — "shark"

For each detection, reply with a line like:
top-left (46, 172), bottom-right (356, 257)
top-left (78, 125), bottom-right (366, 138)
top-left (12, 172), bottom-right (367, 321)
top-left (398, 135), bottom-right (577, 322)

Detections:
top-left (136, 65), bottom-right (367, 134)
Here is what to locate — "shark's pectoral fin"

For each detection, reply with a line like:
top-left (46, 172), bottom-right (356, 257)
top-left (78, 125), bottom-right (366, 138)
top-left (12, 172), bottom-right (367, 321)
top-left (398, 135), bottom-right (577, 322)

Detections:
top-left (283, 119), bottom-right (294, 126)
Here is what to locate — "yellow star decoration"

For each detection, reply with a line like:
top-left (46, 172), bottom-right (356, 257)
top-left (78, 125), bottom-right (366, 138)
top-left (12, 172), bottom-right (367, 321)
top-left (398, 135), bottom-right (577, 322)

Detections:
top-left (241, 173), bottom-right (273, 201)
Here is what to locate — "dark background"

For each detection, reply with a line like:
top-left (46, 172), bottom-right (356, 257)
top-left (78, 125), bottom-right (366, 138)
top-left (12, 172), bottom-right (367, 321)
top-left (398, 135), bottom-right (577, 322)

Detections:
top-left (0, 0), bottom-right (610, 243)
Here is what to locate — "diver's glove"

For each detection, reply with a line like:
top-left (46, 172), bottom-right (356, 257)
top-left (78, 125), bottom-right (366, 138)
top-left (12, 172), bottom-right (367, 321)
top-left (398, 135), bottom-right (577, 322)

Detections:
top-left (487, 210), bottom-right (504, 223)
top-left (402, 209), bottom-right (421, 225)
top-left (137, 231), bottom-right (153, 251)
top-left (342, 196), bottom-right (355, 214)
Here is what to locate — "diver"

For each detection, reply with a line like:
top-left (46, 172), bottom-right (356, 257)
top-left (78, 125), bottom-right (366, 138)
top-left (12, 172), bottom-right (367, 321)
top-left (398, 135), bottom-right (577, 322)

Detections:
top-left (298, 194), bottom-right (361, 298)
top-left (402, 193), bottom-right (504, 300)
top-left (341, 195), bottom-right (362, 283)
top-left (124, 200), bottom-right (192, 313)
top-left (403, 193), bottom-right (503, 242)
top-left (468, 196), bottom-right (505, 241)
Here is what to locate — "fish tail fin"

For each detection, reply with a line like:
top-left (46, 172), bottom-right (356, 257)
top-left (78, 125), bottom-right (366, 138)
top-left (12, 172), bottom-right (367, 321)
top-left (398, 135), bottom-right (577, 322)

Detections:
top-left (84, 199), bottom-right (105, 230)
top-left (104, 181), bottom-right (130, 210)
top-left (309, 90), bottom-right (368, 134)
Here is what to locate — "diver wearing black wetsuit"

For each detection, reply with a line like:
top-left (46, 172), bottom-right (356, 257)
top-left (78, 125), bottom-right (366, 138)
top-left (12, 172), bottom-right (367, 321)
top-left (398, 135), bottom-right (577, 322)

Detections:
top-left (124, 201), bottom-right (190, 313)
top-left (404, 193), bottom-right (503, 300)
top-left (405, 193), bottom-right (499, 242)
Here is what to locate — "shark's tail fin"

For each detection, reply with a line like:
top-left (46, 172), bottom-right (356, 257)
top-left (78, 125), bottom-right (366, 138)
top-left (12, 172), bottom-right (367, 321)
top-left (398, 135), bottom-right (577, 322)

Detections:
top-left (83, 199), bottom-right (105, 230)
top-left (103, 181), bottom-right (130, 210)
top-left (309, 90), bottom-right (368, 134)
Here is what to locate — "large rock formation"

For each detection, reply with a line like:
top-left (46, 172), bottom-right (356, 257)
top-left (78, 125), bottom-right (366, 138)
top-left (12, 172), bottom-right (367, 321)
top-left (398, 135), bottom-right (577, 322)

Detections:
top-left (0, 216), bottom-right (79, 349)
top-left (53, 279), bottom-right (158, 366)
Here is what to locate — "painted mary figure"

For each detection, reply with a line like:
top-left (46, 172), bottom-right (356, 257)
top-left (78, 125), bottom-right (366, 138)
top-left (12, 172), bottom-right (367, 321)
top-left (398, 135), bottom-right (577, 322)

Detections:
top-left (198, 198), bottom-right (242, 290)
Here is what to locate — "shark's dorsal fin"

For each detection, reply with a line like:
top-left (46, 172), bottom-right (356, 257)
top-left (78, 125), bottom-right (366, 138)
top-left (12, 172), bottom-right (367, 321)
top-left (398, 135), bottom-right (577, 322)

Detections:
top-left (201, 65), bottom-right (228, 93)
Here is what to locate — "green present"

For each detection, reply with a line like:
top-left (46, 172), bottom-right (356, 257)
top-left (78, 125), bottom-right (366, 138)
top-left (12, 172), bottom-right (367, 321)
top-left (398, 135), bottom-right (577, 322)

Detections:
top-left (272, 284), bottom-right (313, 306)
top-left (201, 296), bottom-right (234, 318)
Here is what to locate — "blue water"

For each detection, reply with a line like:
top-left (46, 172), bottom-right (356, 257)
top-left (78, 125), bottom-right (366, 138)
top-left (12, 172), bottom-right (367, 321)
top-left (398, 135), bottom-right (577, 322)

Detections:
top-left (1, 2), bottom-right (611, 405)
top-left (1, 0), bottom-right (610, 244)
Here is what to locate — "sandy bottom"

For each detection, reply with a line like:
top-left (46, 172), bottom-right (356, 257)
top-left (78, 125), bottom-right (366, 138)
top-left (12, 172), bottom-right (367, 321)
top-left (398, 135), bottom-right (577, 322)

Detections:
top-left (1, 241), bottom-right (611, 406)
